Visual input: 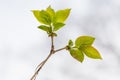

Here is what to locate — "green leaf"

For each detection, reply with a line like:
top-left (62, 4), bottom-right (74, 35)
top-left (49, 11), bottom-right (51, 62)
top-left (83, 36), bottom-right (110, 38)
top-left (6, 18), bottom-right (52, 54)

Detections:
top-left (38, 25), bottom-right (49, 32)
top-left (75, 36), bottom-right (95, 48)
top-left (53, 9), bottom-right (71, 23)
top-left (69, 48), bottom-right (84, 62)
top-left (53, 22), bottom-right (65, 31)
top-left (68, 40), bottom-right (73, 46)
top-left (46, 6), bottom-right (55, 22)
top-left (32, 10), bottom-right (51, 25)
top-left (32, 10), bottom-right (41, 23)
top-left (82, 46), bottom-right (102, 59)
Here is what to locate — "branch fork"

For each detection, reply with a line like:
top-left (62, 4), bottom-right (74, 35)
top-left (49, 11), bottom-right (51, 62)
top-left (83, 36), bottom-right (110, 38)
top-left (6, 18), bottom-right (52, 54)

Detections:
top-left (30, 35), bottom-right (68, 80)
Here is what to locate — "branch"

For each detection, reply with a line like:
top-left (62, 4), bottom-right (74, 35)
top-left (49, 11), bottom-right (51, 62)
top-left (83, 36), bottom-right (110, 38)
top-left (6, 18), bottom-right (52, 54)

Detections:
top-left (30, 34), bottom-right (68, 80)
top-left (30, 35), bottom-right (54, 80)
top-left (54, 46), bottom-right (67, 53)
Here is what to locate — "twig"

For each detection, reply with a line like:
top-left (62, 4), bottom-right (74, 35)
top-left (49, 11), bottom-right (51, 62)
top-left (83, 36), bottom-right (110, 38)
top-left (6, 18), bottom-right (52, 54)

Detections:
top-left (30, 34), bottom-right (67, 80)
top-left (35, 60), bottom-right (45, 71)
top-left (31, 34), bottom-right (55, 80)
top-left (54, 46), bottom-right (67, 53)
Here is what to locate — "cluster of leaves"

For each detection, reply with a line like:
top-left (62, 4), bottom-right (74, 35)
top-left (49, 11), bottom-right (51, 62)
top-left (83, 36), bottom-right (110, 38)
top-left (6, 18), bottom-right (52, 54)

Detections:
top-left (32, 6), bottom-right (71, 36)
top-left (32, 6), bottom-right (102, 63)
top-left (67, 36), bottom-right (102, 62)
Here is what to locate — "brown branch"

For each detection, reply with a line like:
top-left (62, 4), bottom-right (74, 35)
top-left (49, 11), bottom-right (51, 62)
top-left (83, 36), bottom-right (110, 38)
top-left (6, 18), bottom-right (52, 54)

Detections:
top-left (30, 34), bottom-right (67, 80)
top-left (30, 34), bottom-right (55, 80)
top-left (30, 51), bottom-right (53, 80)
top-left (35, 60), bottom-right (45, 71)
top-left (54, 46), bottom-right (67, 53)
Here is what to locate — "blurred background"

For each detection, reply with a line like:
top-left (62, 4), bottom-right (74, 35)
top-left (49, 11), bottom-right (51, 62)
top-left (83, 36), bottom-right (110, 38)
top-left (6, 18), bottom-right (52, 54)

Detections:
top-left (0, 0), bottom-right (120, 80)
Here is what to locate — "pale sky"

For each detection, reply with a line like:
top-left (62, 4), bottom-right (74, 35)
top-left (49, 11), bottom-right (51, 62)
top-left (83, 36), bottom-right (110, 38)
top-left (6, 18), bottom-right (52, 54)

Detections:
top-left (0, 0), bottom-right (120, 80)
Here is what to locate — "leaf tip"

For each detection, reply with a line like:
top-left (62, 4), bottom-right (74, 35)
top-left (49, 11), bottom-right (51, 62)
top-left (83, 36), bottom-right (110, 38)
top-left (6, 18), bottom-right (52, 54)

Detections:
top-left (31, 10), bottom-right (38, 12)
top-left (66, 8), bottom-right (71, 13)
top-left (98, 56), bottom-right (103, 60)
top-left (67, 8), bottom-right (71, 11)
top-left (80, 59), bottom-right (84, 63)
top-left (48, 5), bottom-right (52, 8)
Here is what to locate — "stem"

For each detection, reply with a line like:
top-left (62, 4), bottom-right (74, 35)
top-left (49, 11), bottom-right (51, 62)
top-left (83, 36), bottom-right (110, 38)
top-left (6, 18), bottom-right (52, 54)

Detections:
top-left (54, 46), bottom-right (67, 53)
top-left (51, 34), bottom-right (54, 51)
top-left (30, 53), bottom-right (52, 80)
top-left (31, 35), bottom-right (54, 80)
top-left (30, 33), bottom-right (67, 80)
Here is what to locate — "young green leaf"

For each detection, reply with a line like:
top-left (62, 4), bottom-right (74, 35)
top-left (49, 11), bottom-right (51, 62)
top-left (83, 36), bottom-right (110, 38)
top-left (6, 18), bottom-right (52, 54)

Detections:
top-left (53, 9), bottom-right (71, 23)
top-left (53, 22), bottom-right (65, 31)
top-left (38, 25), bottom-right (49, 32)
top-left (68, 40), bottom-right (73, 46)
top-left (32, 10), bottom-right (51, 25)
top-left (32, 10), bottom-right (41, 23)
top-left (75, 36), bottom-right (95, 48)
top-left (69, 48), bottom-right (84, 62)
top-left (82, 46), bottom-right (102, 59)
top-left (46, 6), bottom-right (55, 21)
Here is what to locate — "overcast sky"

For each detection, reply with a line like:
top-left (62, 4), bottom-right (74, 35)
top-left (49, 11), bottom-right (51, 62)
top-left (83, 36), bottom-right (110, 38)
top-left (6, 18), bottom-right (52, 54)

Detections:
top-left (0, 0), bottom-right (120, 80)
